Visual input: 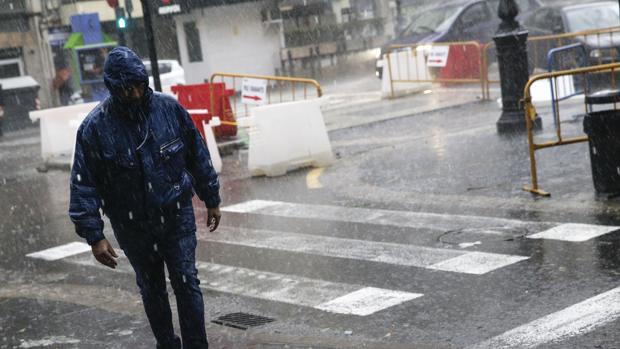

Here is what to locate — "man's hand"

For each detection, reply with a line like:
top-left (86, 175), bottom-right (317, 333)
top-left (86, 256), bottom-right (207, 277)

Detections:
top-left (92, 239), bottom-right (118, 269)
top-left (207, 207), bottom-right (221, 232)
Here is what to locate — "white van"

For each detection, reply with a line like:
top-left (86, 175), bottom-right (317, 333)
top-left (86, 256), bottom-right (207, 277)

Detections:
top-left (143, 60), bottom-right (186, 89)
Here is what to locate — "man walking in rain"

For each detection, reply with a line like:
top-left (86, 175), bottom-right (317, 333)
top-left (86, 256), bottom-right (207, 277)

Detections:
top-left (69, 46), bottom-right (221, 349)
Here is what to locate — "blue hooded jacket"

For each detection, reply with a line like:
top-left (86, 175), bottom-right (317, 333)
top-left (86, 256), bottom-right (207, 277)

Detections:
top-left (69, 47), bottom-right (220, 245)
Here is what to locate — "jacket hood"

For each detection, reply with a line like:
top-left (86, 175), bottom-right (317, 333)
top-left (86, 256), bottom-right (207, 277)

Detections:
top-left (103, 46), bottom-right (148, 93)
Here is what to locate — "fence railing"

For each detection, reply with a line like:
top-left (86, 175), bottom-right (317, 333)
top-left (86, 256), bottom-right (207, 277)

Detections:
top-left (383, 25), bottom-right (620, 101)
top-left (522, 62), bottom-right (620, 196)
top-left (384, 41), bottom-right (486, 99)
top-left (208, 73), bottom-right (322, 121)
top-left (484, 25), bottom-right (620, 98)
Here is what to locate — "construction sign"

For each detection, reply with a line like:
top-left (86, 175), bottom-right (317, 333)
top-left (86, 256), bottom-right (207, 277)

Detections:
top-left (242, 78), bottom-right (268, 106)
top-left (427, 46), bottom-right (450, 67)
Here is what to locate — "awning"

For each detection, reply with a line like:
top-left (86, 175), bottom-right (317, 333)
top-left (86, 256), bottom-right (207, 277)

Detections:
top-left (63, 32), bottom-right (116, 50)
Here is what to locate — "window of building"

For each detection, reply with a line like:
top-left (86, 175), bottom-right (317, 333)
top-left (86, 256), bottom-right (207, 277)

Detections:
top-left (0, 0), bottom-right (26, 12)
top-left (184, 22), bottom-right (203, 62)
top-left (0, 16), bottom-right (29, 32)
top-left (0, 0), bottom-right (28, 32)
top-left (0, 58), bottom-right (23, 78)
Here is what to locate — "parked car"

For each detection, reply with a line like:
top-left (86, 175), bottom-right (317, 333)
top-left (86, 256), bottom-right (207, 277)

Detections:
top-left (525, 1), bottom-right (620, 70)
top-left (143, 59), bottom-right (186, 88)
top-left (376, 0), bottom-right (542, 78)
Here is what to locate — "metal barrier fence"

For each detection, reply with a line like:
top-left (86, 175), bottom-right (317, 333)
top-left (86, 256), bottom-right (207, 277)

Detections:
top-left (208, 73), bottom-right (322, 122)
top-left (384, 26), bottom-right (620, 101)
top-left (522, 62), bottom-right (620, 197)
top-left (384, 41), bottom-right (486, 99)
top-left (484, 25), bottom-right (620, 98)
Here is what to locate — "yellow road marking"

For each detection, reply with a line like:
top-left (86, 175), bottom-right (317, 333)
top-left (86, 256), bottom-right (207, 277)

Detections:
top-left (306, 168), bottom-right (325, 189)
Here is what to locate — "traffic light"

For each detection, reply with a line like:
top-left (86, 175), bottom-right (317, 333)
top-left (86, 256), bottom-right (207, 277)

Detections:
top-left (114, 6), bottom-right (127, 46)
top-left (115, 7), bottom-right (127, 29)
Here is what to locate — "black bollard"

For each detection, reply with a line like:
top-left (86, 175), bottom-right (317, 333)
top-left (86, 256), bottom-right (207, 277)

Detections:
top-left (494, 0), bottom-right (542, 133)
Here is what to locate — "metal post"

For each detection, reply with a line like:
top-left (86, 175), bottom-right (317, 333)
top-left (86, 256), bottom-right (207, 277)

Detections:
top-left (494, 0), bottom-right (541, 132)
top-left (140, 0), bottom-right (161, 92)
top-left (118, 28), bottom-right (126, 47)
top-left (125, 0), bottom-right (133, 48)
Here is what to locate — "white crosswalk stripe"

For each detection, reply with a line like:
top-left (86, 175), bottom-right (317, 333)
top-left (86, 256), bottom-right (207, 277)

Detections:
top-left (467, 286), bottom-right (620, 349)
top-left (222, 200), bottom-right (542, 232)
top-left (206, 227), bottom-right (529, 275)
top-left (527, 223), bottom-right (620, 242)
top-left (222, 200), bottom-right (620, 242)
top-left (25, 242), bottom-right (91, 261)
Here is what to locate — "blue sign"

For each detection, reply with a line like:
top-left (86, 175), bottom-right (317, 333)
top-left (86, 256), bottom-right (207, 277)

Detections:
top-left (70, 13), bottom-right (103, 45)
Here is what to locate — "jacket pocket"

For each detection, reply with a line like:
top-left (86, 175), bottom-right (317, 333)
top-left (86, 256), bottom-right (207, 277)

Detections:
top-left (160, 137), bottom-right (185, 182)
top-left (101, 152), bottom-right (141, 215)
top-left (117, 153), bottom-right (137, 170)
top-left (102, 151), bottom-right (137, 178)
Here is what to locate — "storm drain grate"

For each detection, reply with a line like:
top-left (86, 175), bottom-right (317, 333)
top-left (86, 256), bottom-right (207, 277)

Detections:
top-left (211, 312), bottom-right (275, 330)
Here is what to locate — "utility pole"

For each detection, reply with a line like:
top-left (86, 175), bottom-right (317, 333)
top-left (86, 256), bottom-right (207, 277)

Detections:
top-left (140, 0), bottom-right (161, 92)
top-left (125, 0), bottom-right (133, 48)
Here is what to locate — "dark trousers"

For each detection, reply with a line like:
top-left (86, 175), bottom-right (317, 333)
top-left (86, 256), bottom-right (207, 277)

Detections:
top-left (115, 223), bottom-right (208, 349)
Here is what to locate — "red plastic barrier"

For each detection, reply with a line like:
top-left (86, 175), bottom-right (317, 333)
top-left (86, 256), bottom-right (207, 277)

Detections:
top-left (171, 83), bottom-right (237, 139)
top-left (439, 43), bottom-right (481, 81)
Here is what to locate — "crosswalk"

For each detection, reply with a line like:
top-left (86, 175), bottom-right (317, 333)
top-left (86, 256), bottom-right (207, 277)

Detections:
top-left (27, 199), bottom-right (620, 348)
top-left (221, 200), bottom-right (620, 242)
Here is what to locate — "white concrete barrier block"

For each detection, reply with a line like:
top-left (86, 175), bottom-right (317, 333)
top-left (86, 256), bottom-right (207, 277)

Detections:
top-left (248, 98), bottom-right (334, 177)
top-left (202, 121), bottom-right (222, 174)
top-left (30, 102), bottom-right (99, 161)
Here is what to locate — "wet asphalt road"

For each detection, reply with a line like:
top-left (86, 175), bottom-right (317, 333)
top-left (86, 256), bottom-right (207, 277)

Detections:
top-left (1, 95), bottom-right (619, 349)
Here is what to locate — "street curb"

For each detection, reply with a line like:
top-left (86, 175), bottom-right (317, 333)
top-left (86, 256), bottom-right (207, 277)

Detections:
top-left (213, 98), bottom-right (487, 157)
top-left (326, 99), bottom-right (489, 133)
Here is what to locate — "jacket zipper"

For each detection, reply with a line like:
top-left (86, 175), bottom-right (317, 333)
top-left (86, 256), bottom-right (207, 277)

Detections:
top-left (160, 137), bottom-right (181, 153)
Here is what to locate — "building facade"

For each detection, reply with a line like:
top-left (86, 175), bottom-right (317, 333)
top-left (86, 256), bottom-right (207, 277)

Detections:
top-left (0, 0), bottom-right (57, 109)
top-left (0, 0), bottom-right (400, 114)
top-left (0, 0), bottom-right (180, 110)
top-left (172, 0), bottom-right (281, 83)
top-left (168, 0), bottom-right (399, 81)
